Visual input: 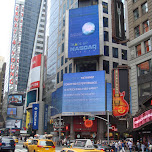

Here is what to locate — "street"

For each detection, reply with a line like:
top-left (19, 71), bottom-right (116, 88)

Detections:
top-left (15, 141), bottom-right (62, 152)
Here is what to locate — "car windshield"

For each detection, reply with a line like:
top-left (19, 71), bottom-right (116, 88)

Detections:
top-left (2, 138), bottom-right (14, 143)
top-left (39, 141), bottom-right (54, 146)
top-left (74, 140), bottom-right (87, 147)
top-left (28, 140), bottom-right (32, 143)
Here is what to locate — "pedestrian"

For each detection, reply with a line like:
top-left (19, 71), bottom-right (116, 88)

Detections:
top-left (149, 143), bottom-right (152, 152)
top-left (128, 140), bottom-right (133, 152)
top-left (137, 140), bottom-right (141, 152)
top-left (115, 141), bottom-right (118, 152)
top-left (118, 141), bottom-right (122, 151)
top-left (141, 142), bottom-right (145, 152)
top-left (122, 140), bottom-right (125, 152)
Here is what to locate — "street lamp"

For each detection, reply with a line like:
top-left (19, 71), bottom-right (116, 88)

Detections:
top-left (50, 106), bottom-right (61, 144)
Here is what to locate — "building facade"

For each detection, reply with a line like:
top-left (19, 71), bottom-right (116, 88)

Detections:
top-left (127, 0), bottom-right (152, 142)
top-left (45, 0), bottom-right (130, 140)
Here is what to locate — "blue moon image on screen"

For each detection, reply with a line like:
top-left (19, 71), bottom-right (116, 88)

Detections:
top-left (82, 22), bottom-right (95, 35)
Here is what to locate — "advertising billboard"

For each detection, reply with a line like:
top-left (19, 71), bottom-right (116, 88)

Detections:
top-left (8, 94), bottom-right (23, 106)
top-left (63, 71), bottom-right (105, 113)
top-left (7, 108), bottom-right (17, 115)
top-left (30, 54), bottom-right (41, 90)
top-left (6, 119), bottom-right (22, 129)
top-left (44, 104), bottom-right (48, 130)
top-left (68, 5), bottom-right (99, 58)
top-left (112, 67), bottom-right (130, 117)
top-left (111, 0), bottom-right (125, 41)
top-left (32, 104), bottom-right (39, 130)
top-left (133, 109), bottom-right (152, 129)
top-left (26, 111), bottom-right (30, 129)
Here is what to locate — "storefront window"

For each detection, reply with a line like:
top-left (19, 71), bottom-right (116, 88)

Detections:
top-left (138, 82), bottom-right (151, 97)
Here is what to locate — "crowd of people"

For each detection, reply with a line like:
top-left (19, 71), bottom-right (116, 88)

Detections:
top-left (108, 140), bottom-right (152, 152)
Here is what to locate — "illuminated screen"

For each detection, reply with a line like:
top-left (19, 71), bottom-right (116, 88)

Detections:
top-left (7, 108), bottom-right (17, 115)
top-left (8, 94), bottom-right (23, 105)
top-left (62, 71), bottom-right (105, 112)
top-left (68, 5), bottom-right (99, 58)
top-left (6, 119), bottom-right (22, 129)
top-left (26, 89), bottom-right (37, 107)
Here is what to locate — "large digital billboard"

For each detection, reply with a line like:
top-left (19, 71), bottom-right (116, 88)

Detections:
top-left (112, 66), bottom-right (130, 117)
top-left (68, 5), bottom-right (99, 58)
top-left (7, 108), bottom-right (17, 115)
top-left (8, 94), bottom-right (23, 106)
top-left (62, 71), bottom-right (105, 113)
top-left (6, 119), bottom-right (22, 129)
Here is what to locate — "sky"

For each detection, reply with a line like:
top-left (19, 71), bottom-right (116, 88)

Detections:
top-left (0, 0), bottom-right (15, 62)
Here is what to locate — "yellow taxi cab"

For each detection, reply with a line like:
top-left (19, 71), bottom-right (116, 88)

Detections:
top-left (23, 138), bottom-right (33, 148)
top-left (60, 139), bottom-right (101, 152)
top-left (13, 136), bottom-right (18, 143)
top-left (27, 139), bottom-right (55, 152)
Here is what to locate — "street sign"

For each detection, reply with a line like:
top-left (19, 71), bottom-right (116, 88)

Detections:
top-left (88, 116), bottom-right (95, 120)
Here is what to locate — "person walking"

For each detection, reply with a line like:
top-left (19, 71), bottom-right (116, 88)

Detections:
top-left (122, 140), bottom-right (125, 152)
top-left (149, 143), bottom-right (152, 152)
top-left (115, 141), bottom-right (118, 152)
top-left (128, 140), bottom-right (133, 152)
top-left (137, 140), bottom-right (141, 152)
top-left (141, 142), bottom-right (145, 152)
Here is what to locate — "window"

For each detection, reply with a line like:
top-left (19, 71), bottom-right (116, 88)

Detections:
top-left (113, 62), bottom-right (118, 68)
top-left (65, 67), bottom-right (67, 73)
top-left (139, 82), bottom-right (151, 97)
top-left (69, 63), bottom-right (72, 73)
top-left (103, 60), bottom-right (109, 74)
top-left (133, 0), bottom-right (138, 3)
top-left (143, 20), bottom-right (149, 33)
top-left (57, 59), bottom-right (60, 69)
top-left (61, 56), bottom-right (64, 66)
top-left (71, 0), bottom-right (74, 5)
top-left (63, 3), bottom-right (66, 15)
top-left (62, 30), bottom-right (65, 40)
top-left (137, 60), bottom-right (150, 76)
top-left (103, 17), bottom-right (108, 27)
top-left (61, 69), bottom-right (63, 81)
top-left (65, 58), bottom-right (68, 63)
top-left (134, 25), bottom-right (140, 38)
top-left (104, 46), bottom-right (109, 56)
top-left (144, 39), bottom-right (151, 53)
top-left (104, 31), bottom-right (109, 41)
top-left (57, 72), bottom-right (59, 83)
top-left (62, 43), bottom-right (64, 52)
top-left (136, 44), bottom-right (141, 57)
top-left (122, 49), bottom-right (127, 60)
top-left (112, 47), bottom-right (118, 58)
top-left (58, 46), bottom-right (61, 56)
top-left (133, 8), bottom-right (139, 20)
top-left (102, 2), bottom-right (108, 14)
top-left (141, 2), bottom-right (148, 15)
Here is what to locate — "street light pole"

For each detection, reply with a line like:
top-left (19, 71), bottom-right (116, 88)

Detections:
top-left (50, 106), bottom-right (61, 143)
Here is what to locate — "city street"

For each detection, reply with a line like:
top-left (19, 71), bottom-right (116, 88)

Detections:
top-left (15, 141), bottom-right (62, 152)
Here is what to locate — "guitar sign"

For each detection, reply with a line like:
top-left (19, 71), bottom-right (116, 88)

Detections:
top-left (113, 69), bottom-right (129, 117)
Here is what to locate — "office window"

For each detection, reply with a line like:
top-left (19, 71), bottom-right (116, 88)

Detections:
top-left (104, 46), bottom-right (109, 56)
top-left (58, 34), bottom-right (61, 44)
top-left (63, 16), bottom-right (65, 27)
top-left (61, 56), bottom-right (64, 66)
top-left (62, 43), bottom-right (64, 52)
top-left (134, 25), bottom-right (140, 38)
top-left (57, 72), bottom-right (59, 83)
top-left (103, 17), bottom-right (108, 27)
top-left (139, 82), bottom-right (151, 97)
top-left (113, 62), bottom-right (118, 68)
top-left (104, 31), bottom-right (109, 41)
top-left (65, 58), bottom-right (68, 63)
top-left (103, 60), bottom-right (109, 74)
top-left (143, 20), bottom-right (149, 33)
top-left (58, 46), bottom-right (61, 56)
top-left (133, 0), bottom-right (138, 3)
top-left (144, 39), bottom-right (151, 53)
top-left (137, 60), bottom-right (150, 76)
top-left (133, 8), bottom-right (139, 20)
top-left (63, 3), bottom-right (66, 15)
top-left (141, 2), bottom-right (148, 15)
top-left (122, 49), bottom-right (127, 60)
top-left (112, 47), bottom-right (118, 58)
top-left (65, 67), bottom-right (67, 73)
top-left (57, 59), bottom-right (60, 69)
top-left (61, 69), bottom-right (63, 81)
top-left (102, 2), bottom-right (108, 14)
top-left (136, 44), bottom-right (141, 57)
top-left (69, 63), bottom-right (72, 73)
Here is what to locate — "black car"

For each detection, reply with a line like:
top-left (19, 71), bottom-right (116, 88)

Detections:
top-left (0, 136), bottom-right (16, 152)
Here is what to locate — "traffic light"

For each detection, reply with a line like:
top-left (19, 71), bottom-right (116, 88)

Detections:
top-left (83, 116), bottom-right (86, 121)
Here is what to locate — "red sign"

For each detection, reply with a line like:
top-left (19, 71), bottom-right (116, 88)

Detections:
top-left (84, 119), bottom-right (93, 128)
top-left (133, 109), bottom-right (152, 129)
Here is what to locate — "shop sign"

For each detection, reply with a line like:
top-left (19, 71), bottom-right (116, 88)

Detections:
top-left (84, 119), bottom-right (93, 128)
top-left (133, 109), bottom-right (152, 129)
